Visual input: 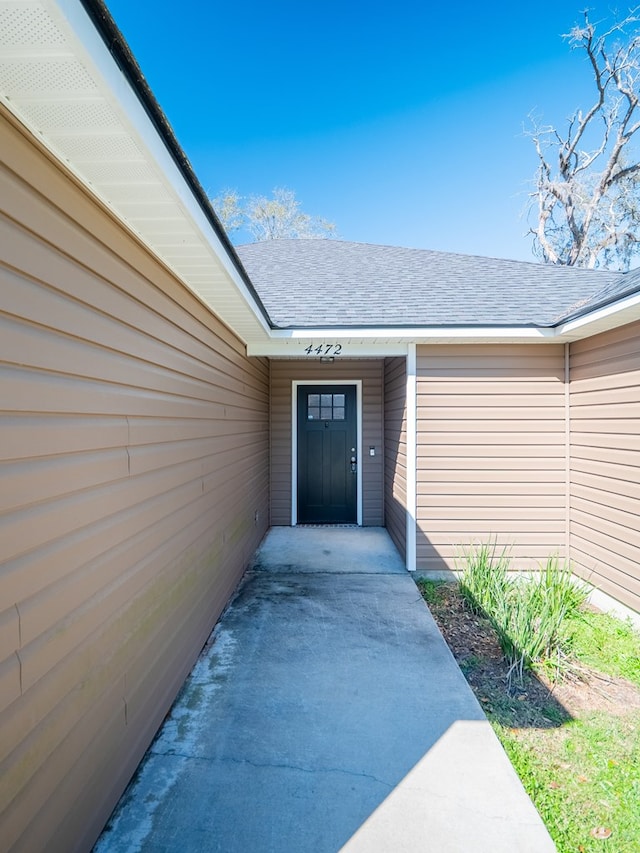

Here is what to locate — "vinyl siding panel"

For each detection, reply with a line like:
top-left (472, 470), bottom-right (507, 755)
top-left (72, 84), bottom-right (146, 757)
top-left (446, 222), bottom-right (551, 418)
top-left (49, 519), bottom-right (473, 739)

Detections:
top-left (0, 109), bottom-right (269, 852)
top-left (384, 357), bottom-right (407, 558)
top-left (569, 321), bottom-right (640, 613)
top-left (270, 360), bottom-right (384, 526)
top-left (416, 345), bottom-right (566, 572)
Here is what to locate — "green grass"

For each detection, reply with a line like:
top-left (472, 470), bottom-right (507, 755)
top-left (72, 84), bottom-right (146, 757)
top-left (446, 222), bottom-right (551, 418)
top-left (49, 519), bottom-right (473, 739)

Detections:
top-left (507, 607), bottom-right (640, 851)
top-left (569, 609), bottom-right (640, 687)
top-left (417, 577), bottom-right (448, 608)
top-left (418, 560), bottom-right (640, 851)
top-left (498, 710), bottom-right (640, 852)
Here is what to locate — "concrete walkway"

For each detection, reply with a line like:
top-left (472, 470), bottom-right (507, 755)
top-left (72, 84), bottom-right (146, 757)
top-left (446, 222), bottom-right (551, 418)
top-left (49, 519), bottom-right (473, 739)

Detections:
top-left (94, 528), bottom-right (555, 852)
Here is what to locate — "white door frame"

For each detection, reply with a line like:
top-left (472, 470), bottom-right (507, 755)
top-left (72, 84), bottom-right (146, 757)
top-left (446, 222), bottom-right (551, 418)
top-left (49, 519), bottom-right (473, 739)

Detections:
top-left (291, 380), bottom-right (363, 526)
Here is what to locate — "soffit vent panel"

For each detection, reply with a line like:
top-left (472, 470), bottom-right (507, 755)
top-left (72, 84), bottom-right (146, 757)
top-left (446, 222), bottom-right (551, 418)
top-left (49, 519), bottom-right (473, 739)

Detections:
top-left (0, 58), bottom-right (98, 94)
top-left (20, 99), bottom-right (121, 131)
top-left (0, 0), bottom-right (270, 344)
top-left (0, 4), bottom-right (67, 48)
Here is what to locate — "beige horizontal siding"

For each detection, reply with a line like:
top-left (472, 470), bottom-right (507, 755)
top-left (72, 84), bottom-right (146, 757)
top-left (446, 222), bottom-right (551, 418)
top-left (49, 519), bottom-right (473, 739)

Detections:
top-left (270, 360), bottom-right (384, 526)
top-left (0, 107), bottom-right (269, 852)
top-left (569, 322), bottom-right (640, 613)
top-left (416, 344), bottom-right (566, 572)
top-left (384, 357), bottom-right (407, 558)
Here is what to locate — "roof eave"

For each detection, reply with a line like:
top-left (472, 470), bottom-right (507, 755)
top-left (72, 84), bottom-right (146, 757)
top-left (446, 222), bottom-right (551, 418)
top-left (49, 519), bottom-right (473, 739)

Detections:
top-left (248, 293), bottom-right (640, 355)
top-left (77, 0), bottom-right (270, 325)
top-left (556, 290), bottom-right (640, 340)
top-left (4, 2), bottom-right (640, 353)
top-left (247, 326), bottom-right (559, 357)
top-left (0, 0), bottom-right (272, 343)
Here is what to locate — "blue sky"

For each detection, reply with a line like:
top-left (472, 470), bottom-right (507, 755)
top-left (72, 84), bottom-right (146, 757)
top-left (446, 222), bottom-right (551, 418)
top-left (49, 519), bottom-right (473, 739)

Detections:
top-left (105, 1), bottom-right (619, 261)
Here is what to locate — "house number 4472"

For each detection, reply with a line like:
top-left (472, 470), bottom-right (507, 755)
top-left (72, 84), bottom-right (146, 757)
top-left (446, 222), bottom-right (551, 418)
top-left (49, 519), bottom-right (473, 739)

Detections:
top-left (304, 343), bottom-right (342, 356)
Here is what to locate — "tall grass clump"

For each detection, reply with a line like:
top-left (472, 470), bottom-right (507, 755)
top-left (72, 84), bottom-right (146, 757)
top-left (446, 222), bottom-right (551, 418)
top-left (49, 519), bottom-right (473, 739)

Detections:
top-left (457, 540), bottom-right (511, 616)
top-left (458, 543), bottom-right (589, 682)
top-left (502, 557), bottom-right (589, 681)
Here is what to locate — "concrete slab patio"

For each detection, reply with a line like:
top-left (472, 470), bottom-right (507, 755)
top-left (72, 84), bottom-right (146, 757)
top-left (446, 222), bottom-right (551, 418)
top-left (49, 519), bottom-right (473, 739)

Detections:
top-left (93, 527), bottom-right (555, 852)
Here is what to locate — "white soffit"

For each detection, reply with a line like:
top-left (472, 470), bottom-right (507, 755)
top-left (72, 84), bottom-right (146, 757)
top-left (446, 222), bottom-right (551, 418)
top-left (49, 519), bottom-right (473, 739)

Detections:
top-left (246, 326), bottom-right (560, 357)
top-left (245, 298), bottom-right (640, 355)
top-left (0, 0), bottom-right (270, 343)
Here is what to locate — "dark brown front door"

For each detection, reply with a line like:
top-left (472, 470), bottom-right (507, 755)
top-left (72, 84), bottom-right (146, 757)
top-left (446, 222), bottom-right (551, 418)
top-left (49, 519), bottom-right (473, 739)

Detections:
top-left (297, 385), bottom-right (357, 524)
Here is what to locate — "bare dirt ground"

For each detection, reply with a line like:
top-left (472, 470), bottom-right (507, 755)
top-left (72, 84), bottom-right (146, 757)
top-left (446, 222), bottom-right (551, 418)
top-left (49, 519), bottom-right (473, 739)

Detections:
top-left (424, 583), bottom-right (640, 727)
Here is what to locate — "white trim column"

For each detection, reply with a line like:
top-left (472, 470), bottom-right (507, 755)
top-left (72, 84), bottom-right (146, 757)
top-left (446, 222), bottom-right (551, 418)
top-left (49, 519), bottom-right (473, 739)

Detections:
top-left (564, 343), bottom-right (571, 562)
top-left (406, 344), bottom-right (417, 571)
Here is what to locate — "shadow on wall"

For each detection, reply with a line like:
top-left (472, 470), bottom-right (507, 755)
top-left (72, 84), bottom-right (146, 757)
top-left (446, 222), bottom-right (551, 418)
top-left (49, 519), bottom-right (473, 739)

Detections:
top-left (383, 356), bottom-right (408, 562)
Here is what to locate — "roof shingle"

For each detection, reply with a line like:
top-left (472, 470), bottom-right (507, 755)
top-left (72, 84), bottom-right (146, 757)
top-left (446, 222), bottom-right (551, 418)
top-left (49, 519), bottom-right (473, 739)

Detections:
top-left (237, 239), bottom-right (624, 328)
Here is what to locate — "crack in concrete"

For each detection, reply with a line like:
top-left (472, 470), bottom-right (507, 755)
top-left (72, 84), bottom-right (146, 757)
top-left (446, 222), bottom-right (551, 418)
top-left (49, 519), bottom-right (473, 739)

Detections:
top-left (148, 749), bottom-right (393, 788)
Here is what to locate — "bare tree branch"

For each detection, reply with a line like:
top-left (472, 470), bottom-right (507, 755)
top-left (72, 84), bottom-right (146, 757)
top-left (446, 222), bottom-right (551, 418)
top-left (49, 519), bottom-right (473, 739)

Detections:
top-left (212, 188), bottom-right (337, 242)
top-left (527, 8), bottom-right (640, 270)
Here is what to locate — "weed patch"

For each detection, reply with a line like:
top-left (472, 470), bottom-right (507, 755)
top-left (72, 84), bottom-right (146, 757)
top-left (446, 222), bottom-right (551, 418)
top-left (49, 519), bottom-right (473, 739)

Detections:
top-left (457, 545), bottom-right (588, 681)
top-left (418, 578), bottom-right (640, 852)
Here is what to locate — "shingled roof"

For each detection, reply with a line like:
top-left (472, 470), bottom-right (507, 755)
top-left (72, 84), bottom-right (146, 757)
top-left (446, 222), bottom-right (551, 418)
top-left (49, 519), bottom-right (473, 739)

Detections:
top-left (237, 239), bottom-right (626, 329)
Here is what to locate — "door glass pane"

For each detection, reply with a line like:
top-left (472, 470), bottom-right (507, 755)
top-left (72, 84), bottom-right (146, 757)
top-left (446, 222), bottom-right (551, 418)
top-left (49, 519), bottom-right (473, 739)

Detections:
top-left (307, 394), bottom-right (320, 420)
top-left (307, 390), bottom-right (349, 421)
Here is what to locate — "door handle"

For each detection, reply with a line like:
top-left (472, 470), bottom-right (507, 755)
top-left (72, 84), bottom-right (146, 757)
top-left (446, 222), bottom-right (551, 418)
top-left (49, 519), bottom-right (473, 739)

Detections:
top-left (350, 455), bottom-right (357, 473)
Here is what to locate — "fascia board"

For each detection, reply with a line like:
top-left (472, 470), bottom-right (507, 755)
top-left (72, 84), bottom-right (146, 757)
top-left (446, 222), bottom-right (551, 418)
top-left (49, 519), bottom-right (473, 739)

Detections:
top-left (247, 326), bottom-right (558, 356)
top-left (20, 0), bottom-right (271, 339)
top-left (248, 295), bottom-right (640, 353)
top-left (247, 341), bottom-right (410, 357)
top-left (267, 327), bottom-right (557, 339)
top-left (556, 291), bottom-right (640, 339)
